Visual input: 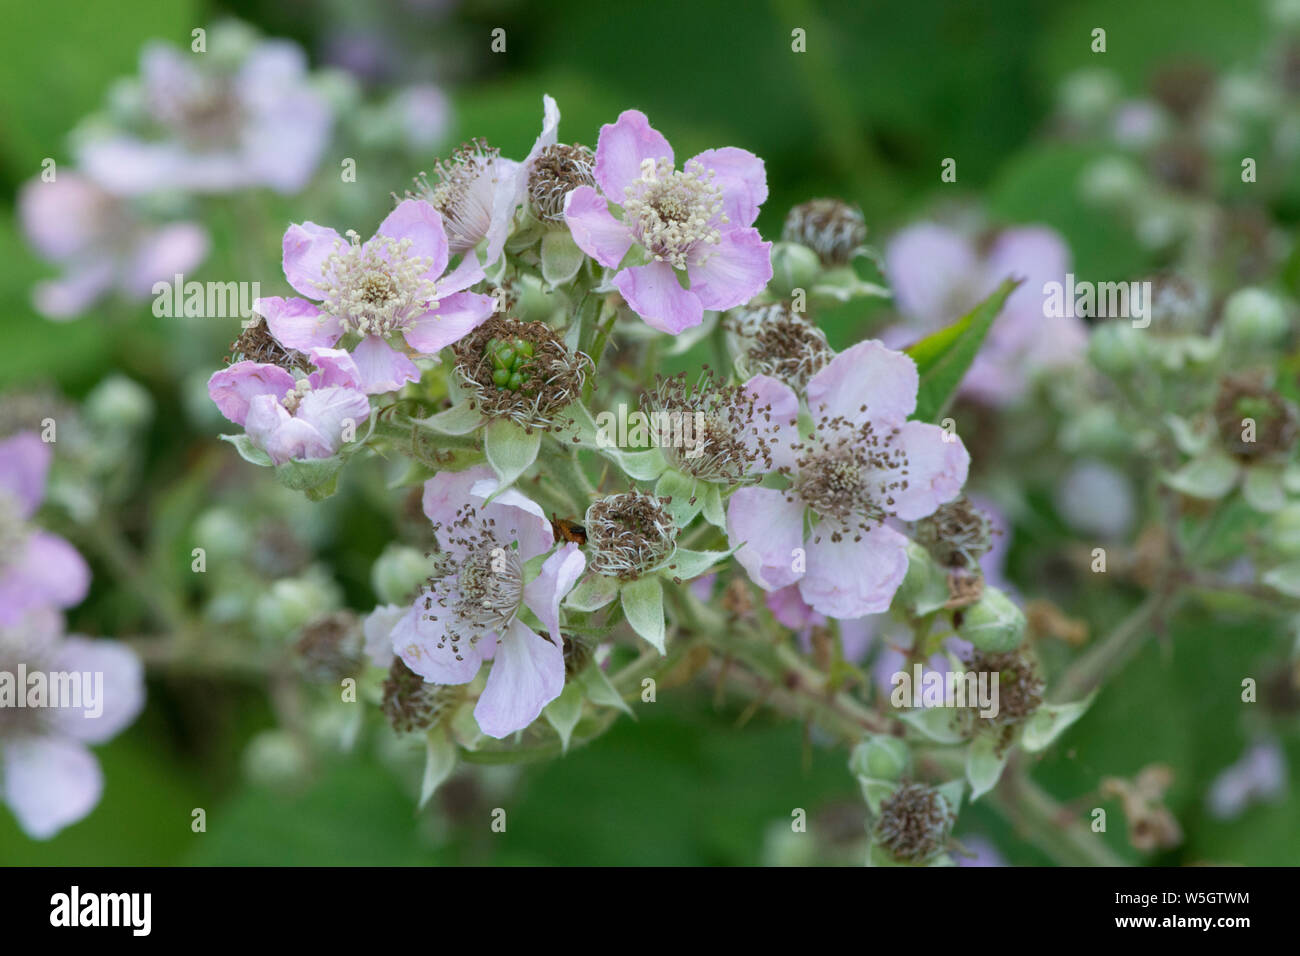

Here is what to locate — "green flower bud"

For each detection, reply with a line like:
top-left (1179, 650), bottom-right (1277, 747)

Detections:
top-left (254, 568), bottom-right (342, 641)
top-left (895, 540), bottom-right (950, 615)
top-left (767, 241), bottom-right (821, 299)
top-left (1078, 156), bottom-right (1146, 207)
top-left (371, 545), bottom-right (437, 605)
top-left (850, 734), bottom-right (910, 781)
top-left (85, 374), bottom-right (154, 430)
top-left (1088, 320), bottom-right (1147, 377)
top-left (1223, 287), bottom-right (1290, 348)
top-left (957, 588), bottom-right (1026, 653)
top-left (242, 730), bottom-right (309, 789)
top-left (192, 507), bottom-right (252, 563)
top-left (1267, 503), bottom-right (1300, 558)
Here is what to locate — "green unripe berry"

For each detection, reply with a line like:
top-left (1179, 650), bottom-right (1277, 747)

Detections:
top-left (957, 588), bottom-right (1026, 653)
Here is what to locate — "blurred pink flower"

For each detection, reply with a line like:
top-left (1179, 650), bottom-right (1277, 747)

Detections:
top-left (18, 173), bottom-right (208, 320)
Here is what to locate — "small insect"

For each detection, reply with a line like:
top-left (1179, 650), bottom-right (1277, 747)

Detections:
top-left (550, 514), bottom-right (587, 546)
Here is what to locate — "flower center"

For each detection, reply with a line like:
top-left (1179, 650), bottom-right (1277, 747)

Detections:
top-left (414, 139), bottom-right (503, 254)
top-left (623, 158), bottom-right (726, 270)
top-left (321, 231), bottom-right (437, 338)
top-left (417, 507), bottom-right (526, 662)
top-left (873, 782), bottom-right (952, 863)
top-left (791, 419), bottom-right (910, 539)
top-left (645, 369), bottom-right (776, 483)
top-left (528, 144), bottom-right (596, 222)
top-left (725, 303), bottom-right (832, 392)
top-left (453, 317), bottom-right (589, 430)
top-left (585, 491), bottom-right (677, 580)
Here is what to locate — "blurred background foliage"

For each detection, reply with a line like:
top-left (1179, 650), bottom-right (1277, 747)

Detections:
top-left (1, 0), bottom-right (1296, 865)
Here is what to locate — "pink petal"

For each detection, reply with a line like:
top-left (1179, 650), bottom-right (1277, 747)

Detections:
top-left (0, 432), bottom-right (52, 518)
top-left (614, 261), bottom-right (703, 334)
top-left (403, 292), bottom-right (496, 354)
top-left (377, 199), bottom-right (450, 282)
top-left (741, 374), bottom-right (801, 473)
top-left (256, 296), bottom-right (342, 351)
top-left (766, 584), bottom-right (826, 630)
top-left (307, 347), bottom-right (363, 390)
top-left (522, 542), bottom-right (587, 641)
top-left (437, 253), bottom-right (487, 295)
top-left (51, 638), bottom-right (145, 744)
top-left (208, 361), bottom-right (295, 426)
top-left (690, 147), bottom-right (768, 227)
top-left (564, 186), bottom-right (633, 268)
top-left (422, 465), bottom-right (496, 536)
top-left (351, 335), bottom-right (420, 394)
top-left (0, 532), bottom-right (91, 625)
top-left (296, 387), bottom-right (371, 451)
top-left (686, 227), bottom-right (772, 312)
top-left (125, 222), bottom-right (210, 297)
top-left (806, 340), bottom-right (918, 428)
top-left (473, 619), bottom-right (565, 738)
top-left (594, 109), bottom-right (674, 199)
top-left (726, 486), bottom-right (806, 591)
top-left (3, 736), bottom-right (102, 840)
top-left (282, 221), bottom-right (343, 299)
top-left (32, 262), bottom-right (115, 320)
top-left (887, 421), bottom-right (970, 520)
top-left (799, 523), bottom-right (909, 619)
top-left (391, 601), bottom-right (483, 685)
top-left (363, 604), bottom-right (406, 668)
top-left (466, 479), bottom-right (554, 562)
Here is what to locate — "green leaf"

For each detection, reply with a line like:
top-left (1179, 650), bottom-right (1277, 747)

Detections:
top-left (621, 575), bottom-right (666, 653)
top-left (577, 663), bottom-right (634, 718)
top-left (415, 401), bottom-right (485, 436)
top-left (898, 706), bottom-right (966, 744)
top-left (700, 483), bottom-right (726, 529)
top-left (1163, 451), bottom-right (1240, 500)
top-left (274, 456), bottom-right (343, 496)
top-left (220, 433), bottom-right (272, 467)
top-left (965, 732), bottom-right (1009, 801)
top-left (1263, 560), bottom-right (1300, 598)
top-left (564, 573), bottom-right (621, 612)
top-left (613, 447), bottom-right (668, 481)
top-left (907, 278), bottom-right (1019, 423)
top-left (1243, 464), bottom-right (1286, 513)
top-left (543, 680), bottom-right (586, 752)
top-left (418, 726), bottom-right (458, 810)
top-left (1021, 692), bottom-right (1096, 752)
top-left (655, 470), bottom-right (702, 527)
top-left (484, 419), bottom-right (541, 490)
top-left (657, 546), bottom-right (735, 581)
top-left (541, 229), bottom-right (586, 287)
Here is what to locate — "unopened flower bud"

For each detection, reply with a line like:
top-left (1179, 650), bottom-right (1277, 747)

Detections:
top-left (254, 568), bottom-right (341, 640)
top-left (1223, 287), bottom-right (1290, 348)
top-left (850, 734), bottom-right (909, 781)
top-left (372, 545), bottom-right (438, 605)
top-left (86, 374), bottom-right (153, 431)
top-left (767, 241), bottom-right (821, 299)
top-left (957, 588), bottom-right (1026, 653)
top-left (1088, 320), bottom-right (1147, 377)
